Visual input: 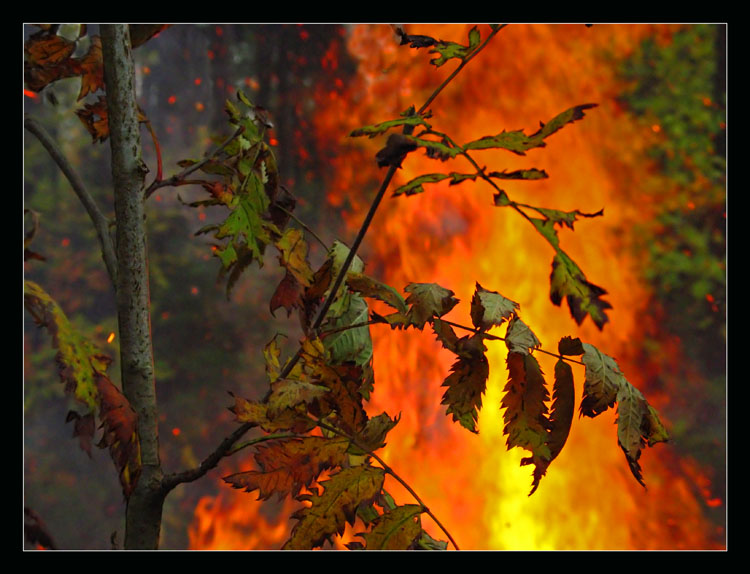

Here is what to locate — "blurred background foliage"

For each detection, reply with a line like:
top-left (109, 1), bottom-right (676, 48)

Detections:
top-left (24, 24), bottom-right (725, 549)
top-left (616, 23), bottom-right (726, 526)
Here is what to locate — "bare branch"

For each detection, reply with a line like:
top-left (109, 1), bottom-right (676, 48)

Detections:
top-left (24, 115), bottom-right (118, 286)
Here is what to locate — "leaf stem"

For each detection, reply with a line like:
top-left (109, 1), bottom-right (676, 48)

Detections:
top-left (168, 22), bottom-right (504, 505)
top-left (144, 125), bottom-right (245, 199)
top-left (314, 419), bottom-right (460, 550)
top-left (274, 204), bottom-right (329, 249)
top-left (440, 319), bottom-right (585, 366)
top-left (24, 115), bottom-right (119, 286)
top-left (416, 24), bottom-right (505, 116)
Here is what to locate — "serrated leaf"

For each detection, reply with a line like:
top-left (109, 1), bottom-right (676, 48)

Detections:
top-left (504, 315), bottom-right (541, 355)
top-left (470, 282), bottom-right (519, 331)
top-left (24, 281), bottom-right (141, 498)
top-left (24, 280), bottom-right (105, 412)
top-left (360, 504), bottom-right (425, 550)
top-left (275, 227), bottom-right (314, 287)
top-left (267, 379), bottom-right (329, 418)
top-left (558, 336), bottom-right (585, 356)
top-left (283, 465), bottom-right (386, 549)
top-left (580, 343), bottom-right (623, 417)
top-left (580, 343), bottom-right (669, 488)
top-left (488, 168), bottom-right (549, 181)
top-left (375, 133), bottom-right (419, 168)
top-left (440, 335), bottom-right (489, 433)
top-left (549, 251), bottom-right (612, 330)
top-left (228, 393), bottom-right (315, 434)
top-left (428, 26), bottom-right (481, 67)
top-left (464, 104), bottom-right (598, 156)
top-left (392, 173), bottom-right (451, 197)
top-left (346, 272), bottom-right (408, 314)
top-left (263, 334), bottom-right (284, 382)
top-left (431, 318), bottom-right (460, 353)
top-left (328, 240), bottom-right (365, 282)
top-left (270, 271), bottom-right (304, 317)
top-left (547, 359), bottom-right (575, 463)
top-left (404, 283), bottom-right (459, 329)
top-left (224, 436), bottom-right (350, 501)
top-left (94, 372), bottom-right (141, 498)
top-left (323, 293), bottom-right (373, 368)
top-left (502, 352), bottom-right (551, 495)
top-left (350, 114), bottom-right (432, 138)
top-left (349, 412), bottom-right (400, 455)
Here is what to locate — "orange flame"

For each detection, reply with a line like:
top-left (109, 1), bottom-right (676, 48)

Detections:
top-left (189, 24), bottom-right (724, 550)
top-left (310, 23), bottom-right (722, 550)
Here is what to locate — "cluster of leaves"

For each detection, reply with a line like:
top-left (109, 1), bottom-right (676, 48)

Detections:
top-left (205, 25), bottom-right (668, 549)
top-left (24, 24), bottom-right (166, 143)
top-left (24, 280), bottom-right (141, 497)
top-left (351, 102), bottom-right (612, 330)
top-left (223, 239), bottom-right (669, 547)
top-left (180, 92), bottom-right (299, 298)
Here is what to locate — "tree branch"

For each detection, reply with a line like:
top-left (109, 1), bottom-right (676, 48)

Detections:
top-left (165, 23), bottom-right (505, 502)
top-left (143, 125), bottom-right (245, 199)
top-left (24, 115), bottom-right (118, 286)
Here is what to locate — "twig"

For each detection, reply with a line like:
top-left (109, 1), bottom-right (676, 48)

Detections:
top-left (167, 22), bottom-right (505, 501)
top-left (315, 419), bottom-right (460, 550)
top-left (24, 115), bottom-right (118, 287)
top-left (274, 204), bottom-right (329, 249)
top-left (416, 24), bottom-right (505, 116)
top-left (440, 319), bottom-right (585, 366)
top-left (143, 125), bottom-right (245, 199)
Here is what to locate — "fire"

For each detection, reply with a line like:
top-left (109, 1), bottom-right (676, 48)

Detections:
top-left (310, 23), bottom-right (722, 550)
top-left (189, 483), bottom-right (296, 550)
top-left (189, 24), bottom-right (724, 550)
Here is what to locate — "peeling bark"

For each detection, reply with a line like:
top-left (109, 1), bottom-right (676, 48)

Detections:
top-left (101, 24), bottom-right (165, 550)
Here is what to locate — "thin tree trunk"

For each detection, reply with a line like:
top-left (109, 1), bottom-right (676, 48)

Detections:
top-left (101, 24), bottom-right (165, 550)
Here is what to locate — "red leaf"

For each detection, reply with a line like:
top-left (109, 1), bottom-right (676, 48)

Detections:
top-left (94, 374), bottom-right (141, 498)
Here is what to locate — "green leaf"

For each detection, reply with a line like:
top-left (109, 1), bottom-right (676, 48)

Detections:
top-left (404, 283), bottom-right (459, 329)
top-left (487, 168), bottom-right (549, 181)
top-left (392, 171), bottom-right (489, 197)
top-left (360, 504), bottom-right (425, 550)
top-left (502, 351), bottom-right (552, 495)
top-left (24, 280), bottom-right (107, 413)
top-left (547, 359), bottom-right (575, 463)
top-left (24, 280), bottom-right (141, 498)
top-left (283, 465), bottom-right (386, 549)
top-left (504, 315), bottom-right (541, 355)
top-left (549, 251), bottom-right (612, 330)
top-left (463, 104), bottom-right (598, 156)
top-left (428, 26), bottom-right (481, 67)
top-left (350, 113), bottom-right (432, 138)
top-left (346, 272), bottom-right (408, 314)
top-left (580, 343), bottom-right (623, 417)
top-left (580, 343), bottom-right (669, 487)
top-left (323, 292), bottom-right (373, 368)
top-left (440, 334), bottom-right (489, 433)
top-left (431, 318), bottom-right (460, 353)
top-left (392, 173), bottom-right (451, 197)
top-left (470, 282), bottom-right (519, 331)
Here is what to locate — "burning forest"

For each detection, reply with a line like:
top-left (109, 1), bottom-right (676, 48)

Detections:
top-left (24, 24), bottom-right (726, 551)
